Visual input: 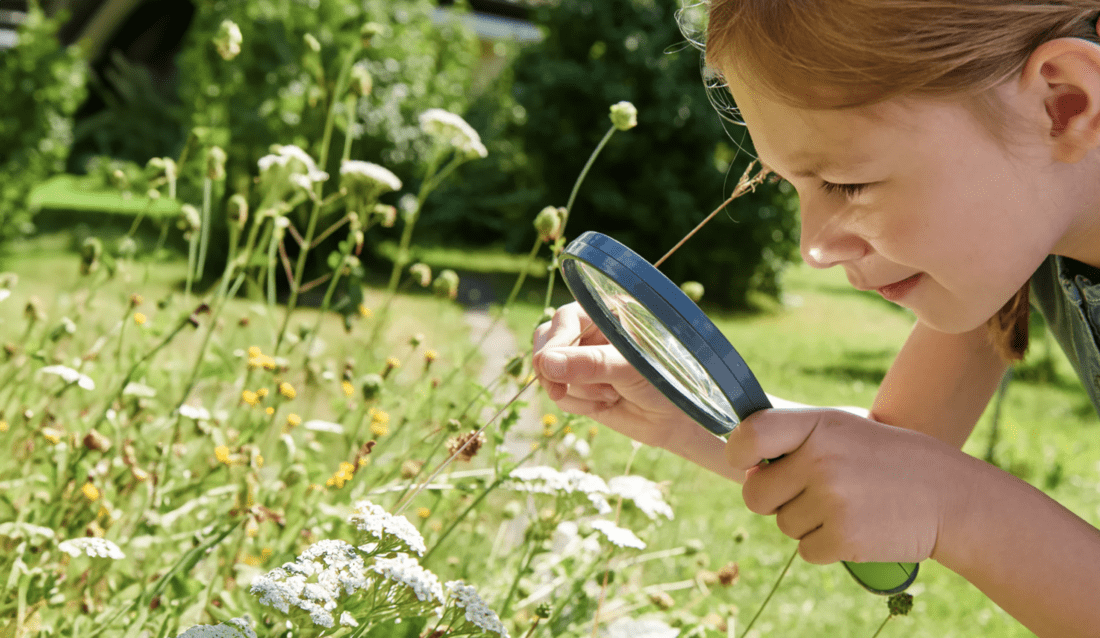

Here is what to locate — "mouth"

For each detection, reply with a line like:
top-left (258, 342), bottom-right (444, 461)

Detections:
top-left (875, 273), bottom-right (923, 301)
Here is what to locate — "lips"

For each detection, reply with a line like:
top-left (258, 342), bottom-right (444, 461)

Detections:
top-left (876, 273), bottom-right (923, 302)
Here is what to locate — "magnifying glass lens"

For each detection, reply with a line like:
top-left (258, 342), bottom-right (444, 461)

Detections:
top-left (573, 261), bottom-right (740, 426)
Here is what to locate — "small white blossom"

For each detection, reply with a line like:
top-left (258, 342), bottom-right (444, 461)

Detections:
top-left (508, 466), bottom-right (612, 513)
top-left (58, 537), bottom-right (126, 560)
top-left (0, 290), bottom-right (9, 302)
top-left (339, 612), bottom-right (358, 627)
top-left (604, 617), bottom-right (679, 638)
top-left (179, 405), bottom-right (212, 421)
top-left (39, 365), bottom-right (95, 390)
top-left (562, 433), bottom-right (591, 458)
top-left (590, 520), bottom-right (646, 550)
top-left (251, 540), bottom-right (368, 628)
top-left (349, 499), bottom-right (426, 556)
top-left (549, 521), bottom-right (600, 558)
top-left (214, 19), bottom-right (243, 60)
top-left (445, 580), bottom-right (509, 637)
top-left (370, 553), bottom-right (444, 605)
top-left (122, 382), bottom-right (157, 398)
top-left (303, 419), bottom-right (344, 434)
top-left (176, 616), bottom-right (257, 638)
top-left (608, 475), bottom-right (674, 520)
top-left (419, 109), bottom-right (488, 160)
top-left (0, 522), bottom-right (55, 543)
top-left (257, 145), bottom-right (329, 195)
top-left (341, 160), bottom-right (402, 194)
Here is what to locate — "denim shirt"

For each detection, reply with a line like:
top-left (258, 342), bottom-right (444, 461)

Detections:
top-left (1029, 254), bottom-right (1100, 418)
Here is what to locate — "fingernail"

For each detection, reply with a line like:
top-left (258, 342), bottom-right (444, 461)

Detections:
top-left (541, 351), bottom-right (566, 378)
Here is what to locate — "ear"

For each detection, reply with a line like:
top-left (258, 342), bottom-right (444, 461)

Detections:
top-left (1019, 38), bottom-right (1100, 163)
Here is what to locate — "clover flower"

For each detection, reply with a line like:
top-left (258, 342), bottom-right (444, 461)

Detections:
top-left (348, 499), bottom-right (426, 556)
top-left (39, 365), bottom-right (95, 390)
top-left (608, 475), bottom-right (674, 520)
top-left (590, 520), bottom-right (646, 550)
top-left (419, 109), bottom-right (488, 160)
top-left (251, 540), bottom-right (369, 629)
top-left (444, 580), bottom-right (510, 637)
top-left (58, 537), bottom-right (126, 560)
top-left (176, 616), bottom-right (257, 638)
top-left (369, 553), bottom-right (445, 605)
top-left (508, 466), bottom-right (612, 514)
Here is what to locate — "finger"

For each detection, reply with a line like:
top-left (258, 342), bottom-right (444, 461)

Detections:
top-left (553, 394), bottom-right (618, 419)
top-left (725, 409), bottom-right (823, 473)
top-left (773, 490), bottom-right (824, 541)
top-left (563, 382), bottom-right (621, 405)
top-left (742, 461), bottom-right (805, 517)
top-left (536, 344), bottom-right (638, 387)
top-left (533, 321), bottom-right (552, 353)
top-left (542, 303), bottom-right (585, 351)
top-left (796, 523), bottom-right (841, 565)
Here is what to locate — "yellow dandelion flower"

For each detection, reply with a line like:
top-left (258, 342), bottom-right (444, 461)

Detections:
top-left (424, 349), bottom-right (438, 363)
top-left (133, 312), bottom-right (147, 325)
top-left (342, 380), bottom-right (354, 396)
top-left (261, 547), bottom-right (273, 559)
top-left (543, 427), bottom-right (554, 438)
top-left (357, 457), bottom-right (370, 468)
top-left (97, 506), bottom-right (110, 520)
top-left (256, 387), bottom-right (269, 398)
top-left (261, 356), bottom-right (277, 371)
top-left (215, 445), bottom-right (231, 464)
top-left (241, 390), bottom-right (259, 406)
top-left (0, 420), bottom-right (8, 433)
top-left (417, 507), bottom-right (430, 519)
top-left (255, 454), bottom-right (264, 468)
top-left (541, 414), bottom-right (558, 427)
top-left (563, 425), bottom-right (572, 434)
top-left (81, 483), bottom-right (100, 502)
top-left (326, 477), bottom-right (336, 487)
top-left (248, 357), bottom-right (263, 370)
top-left (359, 304), bottom-right (373, 317)
top-left (386, 356), bottom-right (400, 369)
top-left (278, 382), bottom-right (296, 400)
top-left (370, 409), bottom-right (390, 425)
top-left (589, 426), bottom-right (599, 438)
top-left (248, 346), bottom-right (262, 358)
top-left (309, 483), bottom-right (323, 491)
top-left (265, 407), bottom-right (275, 416)
top-left (286, 413), bottom-right (301, 428)
top-left (370, 422), bottom-right (389, 437)
top-left (244, 554), bottom-right (262, 566)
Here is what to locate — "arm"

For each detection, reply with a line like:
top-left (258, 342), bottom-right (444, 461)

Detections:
top-left (870, 321), bottom-right (1008, 447)
top-left (936, 450), bottom-right (1100, 638)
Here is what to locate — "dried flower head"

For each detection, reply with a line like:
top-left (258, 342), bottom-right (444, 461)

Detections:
top-left (446, 430), bottom-right (485, 462)
top-left (717, 561), bottom-right (740, 586)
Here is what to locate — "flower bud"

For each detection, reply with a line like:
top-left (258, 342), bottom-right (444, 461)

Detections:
top-left (360, 22), bottom-right (384, 48)
top-left (214, 19), bottom-right (243, 61)
top-left (504, 353), bottom-right (525, 378)
top-left (80, 237), bottom-right (102, 275)
top-left (609, 101), bottom-right (638, 131)
top-left (179, 205), bottom-right (201, 238)
top-left (409, 263), bottom-right (432, 287)
top-left (350, 64), bottom-right (373, 97)
top-left (303, 33), bottom-right (321, 53)
top-left (116, 236), bottom-right (137, 259)
top-left (147, 157), bottom-right (178, 183)
top-left (533, 206), bottom-right (564, 242)
top-left (205, 146), bottom-right (227, 181)
top-left (408, 333), bottom-right (424, 348)
top-left (432, 269), bottom-right (460, 300)
top-left (680, 281), bottom-right (704, 303)
top-left (83, 428), bottom-right (111, 452)
top-left (228, 194), bottom-right (249, 228)
top-left (373, 204), bottom-right (397, 228)
top-left (25, 296), bottom-right (45, 322)
top-left (360, 373), bottom-right (384, 401)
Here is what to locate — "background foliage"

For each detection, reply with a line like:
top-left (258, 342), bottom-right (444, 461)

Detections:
top-left (427, 0), bottom-right (801, 307)
top-left (0, 1), bottom-right (88, 247)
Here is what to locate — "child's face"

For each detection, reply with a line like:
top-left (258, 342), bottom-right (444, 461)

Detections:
top-left (723, 69), bottom-right (1071, 334)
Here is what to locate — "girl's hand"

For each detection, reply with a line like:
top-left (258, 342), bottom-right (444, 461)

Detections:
top-left (533, 302), bottom-right (696, 450)
top-left (727, 408), bottom-right (966, 565)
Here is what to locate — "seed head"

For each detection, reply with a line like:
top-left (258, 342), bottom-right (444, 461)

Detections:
top-left (533, 206), bottom-right (565, 242)
top-left (432, 269), bottom-right (460, 300)
top-left (888, 593), bottom-right (914, 616)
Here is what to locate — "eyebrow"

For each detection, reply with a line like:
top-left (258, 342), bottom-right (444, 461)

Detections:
top-left (763, 155), bottom-right (870, 180)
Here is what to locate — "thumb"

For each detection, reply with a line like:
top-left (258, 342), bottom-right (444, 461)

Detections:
top-left (724, 409), bottom-right (823, 472)
top-left (535, 344), bottom-right (638, 386)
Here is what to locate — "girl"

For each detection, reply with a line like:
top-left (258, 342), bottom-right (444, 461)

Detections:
top-left (532, 2), bottom-right (1100, 636)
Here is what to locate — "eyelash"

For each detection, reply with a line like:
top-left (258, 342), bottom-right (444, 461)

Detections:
top-left (819, 181), bottom-right (870, 199)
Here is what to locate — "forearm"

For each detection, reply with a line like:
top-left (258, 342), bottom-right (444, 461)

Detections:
top-left (935, 452), bottom-right (1100, 637)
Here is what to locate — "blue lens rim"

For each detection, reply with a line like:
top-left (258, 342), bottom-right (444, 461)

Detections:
top-left (560, 231), bottom-right (770, 435)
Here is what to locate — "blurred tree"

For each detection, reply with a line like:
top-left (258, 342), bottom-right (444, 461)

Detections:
top-left (430, 0), bottom-right (801, 307)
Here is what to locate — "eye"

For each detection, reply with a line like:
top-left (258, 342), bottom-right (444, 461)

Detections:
top-left (820, 181), bottom-right (870, 199)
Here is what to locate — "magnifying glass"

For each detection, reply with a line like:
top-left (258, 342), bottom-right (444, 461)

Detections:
top-left (559, 230), bottom-right (918, 596)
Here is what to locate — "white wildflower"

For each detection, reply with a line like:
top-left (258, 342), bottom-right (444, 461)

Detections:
top-left (39, 365), bottom-right (95, 390)
top-left (590, 520), bottom-right (646, 550)
top-left (122, 382), bottom-right (157, 398)
top-left (340, 160), bottom-right (402, 195)
top-left (0, 522), bottom-right (56, 543)
top-left (604, 617), bottom-right (679, 638)
top-left (608, 475), bottom-right (674, 520)
top-left (176, 615), bottom-right (257, 638)
top-left (445, 580), bottom-right (509, 637)
top-left (179, 405), bottom-right (212, 421)
top-left (370, 553), bottom-right (444, 605)
top-left (562, 433), bottom-right (591, 458)
top-left (257, 145), bottom-right (329, 195)
top-left (251, 540), bottom-right (368, 628)
top-left (549, 521), bottom-right (600, 558)
top-left (419, 108), bottom-right (488, 160)
top-left (339, 612), bottom-right (358, 627)
top-left (214, 19), bottom-right (243, 61)
top-left (58, 537), bottom-right (126, 560)
top-left (0, 290), bottom-right (9, 302)
top-left (303, 419), bottom-right (344, 434)
top-left (349, 499), bottom-right (426, 556)
top-left (508, 466), bottom-right (612, 514)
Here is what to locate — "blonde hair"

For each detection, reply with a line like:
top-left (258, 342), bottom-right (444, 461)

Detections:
top-left (704, 0), bottom-right (1100, 362)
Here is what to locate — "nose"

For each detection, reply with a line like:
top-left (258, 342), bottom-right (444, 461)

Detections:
top-left (798, 198), bottom-right (869, 269)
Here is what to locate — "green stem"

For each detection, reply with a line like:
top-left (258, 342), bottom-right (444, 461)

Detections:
top-left (302, 239), bottom-right (354, 361)
top-left (500, 541), bottom-right (538, 619)
top-left (185, 230), bottom-right (198, 301)
top-left (198, 177), bottom-right (213, 287)
top-left (274, 48), bottom-right (358, 355)
top-left (869, 615), bottom-right (892, 638)
top-left (738, 547), bottom-right (798, 638)
top-left (562, 125), bottom-right (616, 234)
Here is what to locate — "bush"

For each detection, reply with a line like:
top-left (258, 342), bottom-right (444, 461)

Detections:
top-left (0, 2), bottom-right (88, 246)
top-left (433, 0), bottom-right (800, 308)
